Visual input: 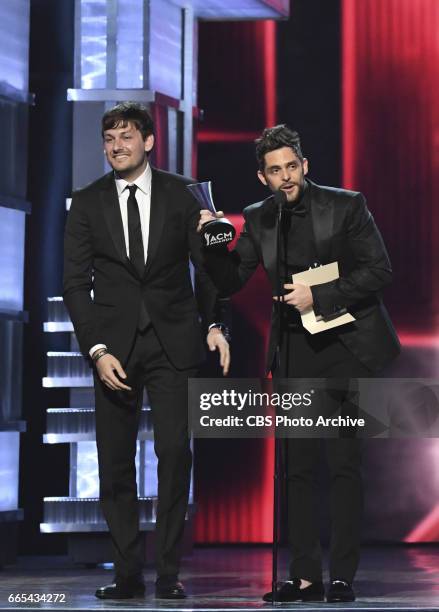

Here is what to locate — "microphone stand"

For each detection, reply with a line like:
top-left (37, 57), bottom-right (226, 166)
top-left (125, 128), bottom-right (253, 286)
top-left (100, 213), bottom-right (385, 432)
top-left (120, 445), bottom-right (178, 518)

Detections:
top-left (272, 191), bottom-right (286, 603)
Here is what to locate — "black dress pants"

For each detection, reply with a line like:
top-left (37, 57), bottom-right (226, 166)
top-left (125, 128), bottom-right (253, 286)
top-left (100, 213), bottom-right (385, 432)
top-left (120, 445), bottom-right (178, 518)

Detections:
top-left (276, 328), bottom-right (371, 583)
top-left (94, 325), bottom-right (196, 579)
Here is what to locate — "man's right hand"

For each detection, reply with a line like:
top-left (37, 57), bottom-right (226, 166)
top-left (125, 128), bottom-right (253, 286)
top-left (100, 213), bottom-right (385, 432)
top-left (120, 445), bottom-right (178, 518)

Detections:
top-left (95, 353), bottom-right (132, 391)
top-left (197, 209), bottom-right (224, 232)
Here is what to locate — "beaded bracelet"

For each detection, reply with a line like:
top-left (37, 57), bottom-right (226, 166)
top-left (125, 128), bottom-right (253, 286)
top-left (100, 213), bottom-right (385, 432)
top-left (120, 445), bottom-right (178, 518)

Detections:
top-left (92, 348), bottom-right (108, 363)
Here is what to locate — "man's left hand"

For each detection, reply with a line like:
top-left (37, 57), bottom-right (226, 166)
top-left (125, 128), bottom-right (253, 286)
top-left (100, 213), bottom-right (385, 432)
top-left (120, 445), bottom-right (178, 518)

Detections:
top-left (207, 328), bottom-right (230, 376)
top-left (273, 283), bottom-right (313, 313)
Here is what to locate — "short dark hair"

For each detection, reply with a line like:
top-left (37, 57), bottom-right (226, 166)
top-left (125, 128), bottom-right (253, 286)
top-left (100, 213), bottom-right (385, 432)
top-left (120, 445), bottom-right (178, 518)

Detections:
top-left (101, 102), bottom-right (154, 140)
top-left (255, 124), bottom-right (303, 171)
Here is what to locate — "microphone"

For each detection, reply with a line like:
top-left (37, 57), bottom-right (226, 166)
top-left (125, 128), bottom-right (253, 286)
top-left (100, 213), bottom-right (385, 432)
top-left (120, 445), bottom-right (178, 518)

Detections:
top-left (273, 189), bottom-right (287, 215)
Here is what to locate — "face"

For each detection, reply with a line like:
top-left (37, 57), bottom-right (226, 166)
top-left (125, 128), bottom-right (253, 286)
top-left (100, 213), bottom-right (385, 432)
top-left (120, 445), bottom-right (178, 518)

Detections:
top-left (103, 121), bottom-right (154, 181)
top-left (258, 146), bottom-right (308, 203)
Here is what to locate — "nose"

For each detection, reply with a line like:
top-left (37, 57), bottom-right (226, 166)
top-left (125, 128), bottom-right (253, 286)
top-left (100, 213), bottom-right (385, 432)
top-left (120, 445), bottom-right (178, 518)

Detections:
top-left (280, 167), bottom-right (291, 182)
top-left (112, 138), bottom-right (123, 152)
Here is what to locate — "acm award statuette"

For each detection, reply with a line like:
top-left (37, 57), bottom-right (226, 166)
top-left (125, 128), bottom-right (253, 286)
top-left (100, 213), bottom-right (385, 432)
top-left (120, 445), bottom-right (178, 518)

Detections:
top-left (187, 181), bottom-right (236, 247)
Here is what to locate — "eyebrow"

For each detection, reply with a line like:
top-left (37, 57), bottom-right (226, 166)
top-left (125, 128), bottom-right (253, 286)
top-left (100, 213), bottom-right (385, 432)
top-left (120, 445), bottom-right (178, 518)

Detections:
top-left (266, 161), bottom-right (298, 171)
top-left (104, 129), bottom-right (133, 138)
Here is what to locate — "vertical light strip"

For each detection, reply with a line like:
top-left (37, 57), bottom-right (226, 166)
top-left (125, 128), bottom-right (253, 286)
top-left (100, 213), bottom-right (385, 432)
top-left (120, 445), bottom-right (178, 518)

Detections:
top-left (116, 0), bottom-right (144, 88)
top-left (0, 0), bottom-right (30, 92)
top-left (73, 0), bottom-right (82, 88)
top-left (0, 208), bottom-right (25, 311)
top-left (341, 0), bottom-right (356, 189)
top-left (80, 0), bottom-right (107, 89)
top-left (0, 432), bottom-right (20, 511)
top-left (262, 18), bottom-right (277, 542)
top-left (263, 20), bottom-right (277, 127)
top-left (106, 0), bottom-right (117, 88)
top-left (181, 6), bottom-right (194, 177)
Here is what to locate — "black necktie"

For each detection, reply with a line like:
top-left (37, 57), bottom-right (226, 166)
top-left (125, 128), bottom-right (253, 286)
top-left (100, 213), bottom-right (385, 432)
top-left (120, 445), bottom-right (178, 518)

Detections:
top-left (126, 184), bottom-right (150, 330)
top-left (127, 184), bottom-right (145, 277)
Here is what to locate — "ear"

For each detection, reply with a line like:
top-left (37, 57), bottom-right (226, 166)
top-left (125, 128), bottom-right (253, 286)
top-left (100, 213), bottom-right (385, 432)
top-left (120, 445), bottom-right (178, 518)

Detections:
top-left (257, 170), bottom-right (268, 186)
top-left (144, 133), bottom-right (155, 153)
top-left (303, 158), bottom-right (309, 176)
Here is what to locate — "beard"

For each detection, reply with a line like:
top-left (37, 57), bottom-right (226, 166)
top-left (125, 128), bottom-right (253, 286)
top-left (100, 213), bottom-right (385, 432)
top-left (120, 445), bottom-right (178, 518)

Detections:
top-left (282, 180), bottom-right (305, 204)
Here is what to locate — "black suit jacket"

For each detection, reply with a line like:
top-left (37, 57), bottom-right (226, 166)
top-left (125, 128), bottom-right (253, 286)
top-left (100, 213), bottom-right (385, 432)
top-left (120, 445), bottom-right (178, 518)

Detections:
top-left (204, 180), bottom-right (400, 373)
top-left (63, 167), bottom-right (221, 369)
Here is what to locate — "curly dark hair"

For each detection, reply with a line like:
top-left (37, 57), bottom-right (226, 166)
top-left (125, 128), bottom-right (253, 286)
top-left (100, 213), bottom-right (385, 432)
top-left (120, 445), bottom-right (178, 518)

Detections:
top-left (101, 102), bottom-right (154, 140)
top-left (255, 124), bottom-right (303, 171)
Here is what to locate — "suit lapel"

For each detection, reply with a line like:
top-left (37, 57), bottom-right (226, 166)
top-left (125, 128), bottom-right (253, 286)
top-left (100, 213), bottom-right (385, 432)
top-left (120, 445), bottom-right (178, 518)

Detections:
top-left (100, 172), bottom-right (139, 277)
top-left (259, 181), bottom-right (335, 281)
top-left (144, 167), bottom-right (167, 277)
top-left (309, 180), bottom-right (334, 264)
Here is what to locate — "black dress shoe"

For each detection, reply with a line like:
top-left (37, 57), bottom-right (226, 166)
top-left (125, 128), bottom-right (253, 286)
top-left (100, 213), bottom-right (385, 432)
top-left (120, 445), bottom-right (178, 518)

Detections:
top-left (95, 575), bottom-right (145, 599)
top-left (327, 579), bottom-right (355, 602)
top-left (155, 580), bottom-right (186, 599)
top-left (263, 579), bottom-right (324, 603)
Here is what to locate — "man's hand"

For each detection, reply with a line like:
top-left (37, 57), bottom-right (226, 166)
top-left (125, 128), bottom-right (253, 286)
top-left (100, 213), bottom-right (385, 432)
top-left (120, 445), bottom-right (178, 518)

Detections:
top-left (197, 209), bottom-right (224, 233)
top-left (95, 353), bottom-right (132, 391)
top-left (273, 283), bottom-right (313, 313)
top-left (207, 327), bottom-right (230, 376)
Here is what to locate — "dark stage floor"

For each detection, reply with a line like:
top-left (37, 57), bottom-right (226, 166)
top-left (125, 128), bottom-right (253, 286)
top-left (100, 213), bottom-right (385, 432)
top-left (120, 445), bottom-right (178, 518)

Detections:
top-left (0, 546), bottom-right (439, 611)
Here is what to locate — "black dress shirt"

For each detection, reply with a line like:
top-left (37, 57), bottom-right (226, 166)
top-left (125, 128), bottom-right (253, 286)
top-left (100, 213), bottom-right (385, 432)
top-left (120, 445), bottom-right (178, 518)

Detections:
top-left (279, 183), bottom-right (319, 326)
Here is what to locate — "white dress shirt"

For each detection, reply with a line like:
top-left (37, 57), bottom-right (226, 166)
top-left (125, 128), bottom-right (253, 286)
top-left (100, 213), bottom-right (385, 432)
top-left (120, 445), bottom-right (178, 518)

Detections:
top-left (115, 163), bottom-right (152, 262)
top-left (89, 164), bottom-right (152, 358)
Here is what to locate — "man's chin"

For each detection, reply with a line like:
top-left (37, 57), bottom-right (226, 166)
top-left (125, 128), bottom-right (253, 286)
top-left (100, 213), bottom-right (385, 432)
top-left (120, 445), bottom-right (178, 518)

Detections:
top-left (286, 188), bottom-right (304, 204)
top-left (109, 161), bottom-right (132, 173)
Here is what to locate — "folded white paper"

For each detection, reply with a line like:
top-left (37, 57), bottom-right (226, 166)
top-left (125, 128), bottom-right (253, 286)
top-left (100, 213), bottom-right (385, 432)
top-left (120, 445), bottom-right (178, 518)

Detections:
top-left (292, 262), bottom-right (355, 334)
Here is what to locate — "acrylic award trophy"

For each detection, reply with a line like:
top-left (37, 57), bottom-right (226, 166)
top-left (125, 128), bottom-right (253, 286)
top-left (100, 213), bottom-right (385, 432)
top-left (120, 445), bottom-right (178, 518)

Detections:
top-left (187, 181), bottom-right (236, 247)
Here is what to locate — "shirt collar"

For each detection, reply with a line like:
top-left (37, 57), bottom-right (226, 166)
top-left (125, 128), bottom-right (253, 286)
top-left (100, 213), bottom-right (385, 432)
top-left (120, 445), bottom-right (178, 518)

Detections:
top-left (114, 163), bottom-right (152, 197)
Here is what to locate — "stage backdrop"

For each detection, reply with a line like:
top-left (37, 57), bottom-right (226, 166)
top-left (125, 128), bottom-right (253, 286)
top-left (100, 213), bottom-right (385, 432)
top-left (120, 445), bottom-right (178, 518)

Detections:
top-left (194, 0), bottom-right (439, 544)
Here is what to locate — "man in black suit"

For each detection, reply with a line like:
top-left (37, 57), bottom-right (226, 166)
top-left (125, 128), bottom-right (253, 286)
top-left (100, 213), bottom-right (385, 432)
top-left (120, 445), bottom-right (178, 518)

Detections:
top-left (63, 102), bottom-right (229, 600)
top-left (199, 125), bottom-right (400, 603)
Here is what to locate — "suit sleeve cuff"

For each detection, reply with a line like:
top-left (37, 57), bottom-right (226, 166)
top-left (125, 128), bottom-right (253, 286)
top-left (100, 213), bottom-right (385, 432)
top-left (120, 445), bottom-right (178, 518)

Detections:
top-left (208, 323), bottom-right (231, 341)
top-left (310, 284), bottom-right (347, 321)
top-left (310, 286), bottom-right (322, 316)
